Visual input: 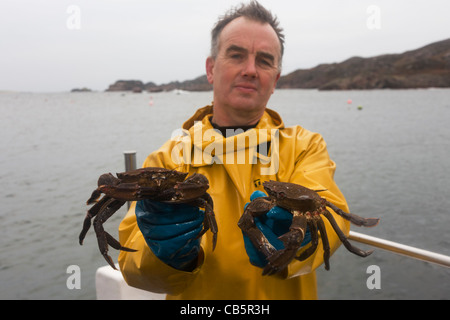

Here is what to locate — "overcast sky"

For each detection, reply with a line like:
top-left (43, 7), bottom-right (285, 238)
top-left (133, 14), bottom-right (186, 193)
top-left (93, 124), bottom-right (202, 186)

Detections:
top-left (1, 0), bottom-right (449, 92)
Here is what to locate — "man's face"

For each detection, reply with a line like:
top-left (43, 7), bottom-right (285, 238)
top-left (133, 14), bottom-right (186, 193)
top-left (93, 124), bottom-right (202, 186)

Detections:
top-left (206, 17), bottom-right (281, 126)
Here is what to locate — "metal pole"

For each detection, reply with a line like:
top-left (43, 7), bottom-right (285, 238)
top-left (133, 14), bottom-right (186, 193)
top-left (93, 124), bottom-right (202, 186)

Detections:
top-left (123, 151), bottom-right (137, 209)
top-left (348, 231), bottom-right (450, 269)
top-left (124, 150), bottom-right (137, 172)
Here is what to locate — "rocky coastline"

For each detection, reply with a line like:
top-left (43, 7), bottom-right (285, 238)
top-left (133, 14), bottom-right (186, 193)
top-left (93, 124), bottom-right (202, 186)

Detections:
top-left (104, 38), bottom-right (450, 92)
top-left (105, 75), bottom-right (212, 93)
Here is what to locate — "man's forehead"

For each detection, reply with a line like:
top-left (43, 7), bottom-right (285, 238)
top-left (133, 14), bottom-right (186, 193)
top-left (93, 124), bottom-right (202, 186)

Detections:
top-left (218, 17), bottom-right (281, 55)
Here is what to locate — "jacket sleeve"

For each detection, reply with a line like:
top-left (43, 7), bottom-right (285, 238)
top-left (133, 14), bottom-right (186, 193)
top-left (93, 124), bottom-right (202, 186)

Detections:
top-left (283, 128), bottom-right (350, 278)
top-left (118, 143), bottom-right (204, 295)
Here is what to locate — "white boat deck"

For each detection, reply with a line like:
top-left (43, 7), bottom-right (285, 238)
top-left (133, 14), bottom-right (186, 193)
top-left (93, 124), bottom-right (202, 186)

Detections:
top-left (95, 264), bottom-right (166, 300)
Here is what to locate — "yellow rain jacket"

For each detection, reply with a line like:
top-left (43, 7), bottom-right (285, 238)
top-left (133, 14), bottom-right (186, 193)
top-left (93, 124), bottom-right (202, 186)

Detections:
top-left (118, 105), bottom-right (350, 300)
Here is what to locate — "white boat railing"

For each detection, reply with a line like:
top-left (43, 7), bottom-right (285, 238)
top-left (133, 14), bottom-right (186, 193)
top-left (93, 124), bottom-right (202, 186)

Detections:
top-left (348, 231), bottom-right (450, 268)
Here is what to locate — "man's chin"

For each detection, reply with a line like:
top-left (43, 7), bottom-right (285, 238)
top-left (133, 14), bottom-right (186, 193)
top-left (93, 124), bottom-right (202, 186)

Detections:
top-left (228, 95), bottom-right (263, 111)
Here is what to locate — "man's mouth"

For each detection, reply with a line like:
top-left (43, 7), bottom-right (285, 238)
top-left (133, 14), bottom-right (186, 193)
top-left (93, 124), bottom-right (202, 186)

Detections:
top-left (234, 84), bottom-right (257, 94)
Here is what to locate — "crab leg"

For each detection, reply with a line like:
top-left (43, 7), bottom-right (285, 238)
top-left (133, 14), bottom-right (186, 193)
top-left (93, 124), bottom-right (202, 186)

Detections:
top-left (278, 209), bottom-right (307, 247)
top-left (87, 188), bottom-right (103, 205)
top-left (79, 195), bottom-right (112, 245)
top-left (105, 231), bottom-right (137, 252)
top-left (238, 197), bottom-right (277, 259)
top-left (297, 218), bottom-right (319, 261)
top-left (322, 209), bottom-right (373, 258)
top-left (167, 198), bottom-right (217, 263)
top-left (167, 193), bottom-right (218, 256)
top-left (196, 193), bottom-right (218, 250)
top-left (316, 217), bottom-right (331, 270)
top-left (325, 201), bottom-right (379, 227)
top-left (263, 210), bottom-right (307, 276)
top-left (92, 198), bottom-right (128, 269)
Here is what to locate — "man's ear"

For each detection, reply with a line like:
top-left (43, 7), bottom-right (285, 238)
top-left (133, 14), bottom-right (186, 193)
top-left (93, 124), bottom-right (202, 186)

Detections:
top-left (206, 57), bottom-right (215, 84)
top-left (271, 72), bottom-right (281, 94)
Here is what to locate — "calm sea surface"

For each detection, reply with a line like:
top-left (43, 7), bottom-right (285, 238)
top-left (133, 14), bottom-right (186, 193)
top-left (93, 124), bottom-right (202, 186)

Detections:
top-left (1, 89), bottom-right (449, 300)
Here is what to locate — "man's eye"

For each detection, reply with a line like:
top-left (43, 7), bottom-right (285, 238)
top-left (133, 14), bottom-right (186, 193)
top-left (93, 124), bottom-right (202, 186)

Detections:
top-left (258, 58), bottom-right (273, 67)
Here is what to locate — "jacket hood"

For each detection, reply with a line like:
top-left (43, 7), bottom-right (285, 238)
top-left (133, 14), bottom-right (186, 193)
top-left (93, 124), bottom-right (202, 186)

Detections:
top-left (182, 105), bottom-right (284, 131)
top-left (178, 105), bottom-right (284, 167)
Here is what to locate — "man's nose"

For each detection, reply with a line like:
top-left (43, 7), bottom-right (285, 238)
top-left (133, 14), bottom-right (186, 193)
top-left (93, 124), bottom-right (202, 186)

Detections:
top-left (241, 58), bottom-right (257, 78)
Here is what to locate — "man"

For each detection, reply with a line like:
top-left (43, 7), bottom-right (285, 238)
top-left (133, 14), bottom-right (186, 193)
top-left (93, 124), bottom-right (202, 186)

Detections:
top-left (118, 1), bottom-right (349, 299)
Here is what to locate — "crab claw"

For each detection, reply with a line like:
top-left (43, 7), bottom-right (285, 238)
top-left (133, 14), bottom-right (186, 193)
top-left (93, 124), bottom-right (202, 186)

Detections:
top-left (262, 248), bottom-right (298, 276)
top-left (86, 189), bottom-right (102, 205)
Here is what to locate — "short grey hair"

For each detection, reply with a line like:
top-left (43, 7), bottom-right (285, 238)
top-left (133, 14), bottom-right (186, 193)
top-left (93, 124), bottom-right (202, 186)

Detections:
top-left (210, 1), bottom-right (285, 69)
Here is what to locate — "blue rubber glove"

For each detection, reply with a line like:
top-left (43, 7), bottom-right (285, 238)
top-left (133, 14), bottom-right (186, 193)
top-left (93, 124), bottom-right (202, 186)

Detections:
top-left (243, 191), bottom-right (311, 268)
top-left (135, 199), bottom-right (204, 271)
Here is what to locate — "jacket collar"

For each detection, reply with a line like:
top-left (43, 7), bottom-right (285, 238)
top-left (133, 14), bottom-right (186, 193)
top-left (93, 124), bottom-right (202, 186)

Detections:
top-left (180, 105), bottom-right (284, 166)
top-left (182, 105), bottom-right (284, 131)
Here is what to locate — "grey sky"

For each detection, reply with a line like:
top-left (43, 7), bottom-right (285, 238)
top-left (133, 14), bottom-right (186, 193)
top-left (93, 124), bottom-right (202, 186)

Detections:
top-left (1, 0), bottom-right (449, 92)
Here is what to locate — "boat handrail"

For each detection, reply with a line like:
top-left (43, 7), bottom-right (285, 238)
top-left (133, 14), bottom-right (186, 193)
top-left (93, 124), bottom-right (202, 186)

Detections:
top-left (349, 231), bottom-right (450, 268)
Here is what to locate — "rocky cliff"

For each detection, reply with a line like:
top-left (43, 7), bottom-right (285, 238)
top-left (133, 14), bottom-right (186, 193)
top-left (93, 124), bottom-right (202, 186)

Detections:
top-left (106, 38), bottom-right (450, 92)
top-left (106, 80), bottom-right (147, 92)
top-left (106, 76), bottom-right (212, 92)
top-left (277, 38), bottom-right (450, 90)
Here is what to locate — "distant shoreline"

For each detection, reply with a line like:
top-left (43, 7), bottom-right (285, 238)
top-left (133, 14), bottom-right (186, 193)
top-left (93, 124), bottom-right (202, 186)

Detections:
top-left (101, 38), bottom-right (450, 93)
